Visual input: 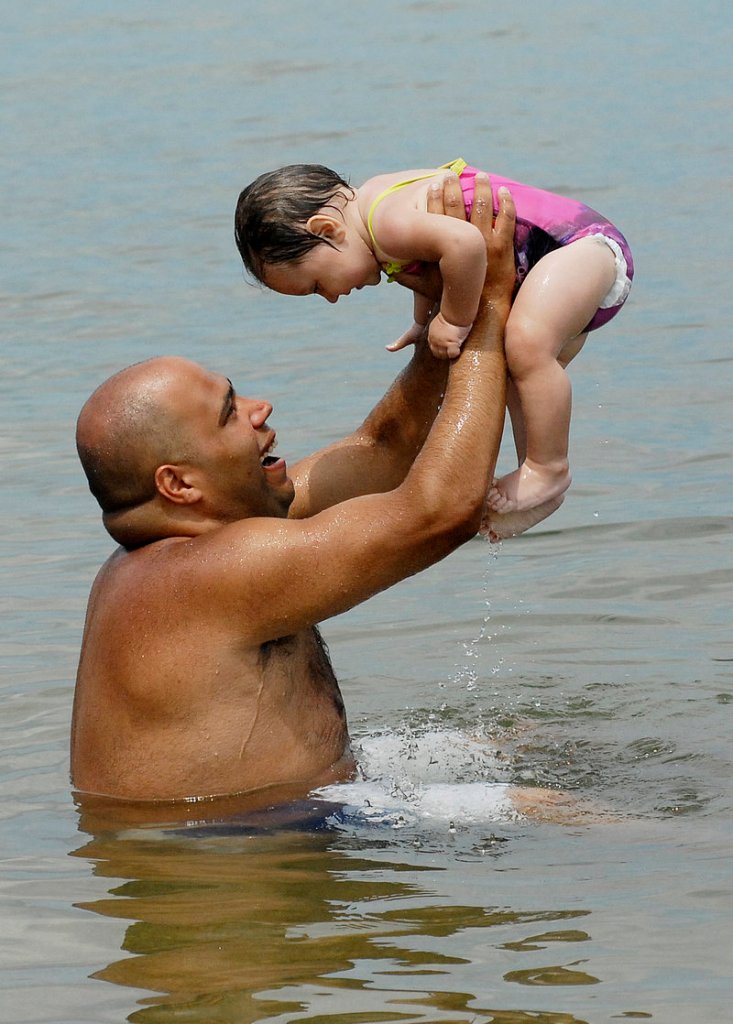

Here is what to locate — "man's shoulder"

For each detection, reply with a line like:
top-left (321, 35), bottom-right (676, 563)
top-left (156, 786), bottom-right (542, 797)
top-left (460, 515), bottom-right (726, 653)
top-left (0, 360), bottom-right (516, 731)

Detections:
top-left (105, 516), bottom-right (296, 589)
top-left (92, 537), bottom-right (185, 598)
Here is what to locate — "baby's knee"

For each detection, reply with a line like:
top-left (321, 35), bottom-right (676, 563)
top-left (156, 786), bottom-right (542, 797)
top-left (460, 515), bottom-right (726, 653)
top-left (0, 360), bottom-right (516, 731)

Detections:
top-left (505, 315), bottom-right (556, 378)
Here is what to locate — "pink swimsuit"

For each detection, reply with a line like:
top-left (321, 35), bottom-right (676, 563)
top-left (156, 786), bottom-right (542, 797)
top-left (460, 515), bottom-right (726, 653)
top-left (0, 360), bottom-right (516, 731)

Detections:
top-left (459, 164), bottom-right (634, 331)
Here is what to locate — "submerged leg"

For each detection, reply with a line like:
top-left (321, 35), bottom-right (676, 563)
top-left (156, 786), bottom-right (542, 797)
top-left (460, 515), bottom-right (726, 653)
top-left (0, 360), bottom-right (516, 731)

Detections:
top-left (508, 785), bottom-right (621, 824)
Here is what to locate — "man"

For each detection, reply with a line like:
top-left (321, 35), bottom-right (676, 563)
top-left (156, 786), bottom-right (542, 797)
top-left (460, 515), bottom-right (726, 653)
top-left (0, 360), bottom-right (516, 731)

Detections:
top-left (72, 177), bottom-right (540, 817)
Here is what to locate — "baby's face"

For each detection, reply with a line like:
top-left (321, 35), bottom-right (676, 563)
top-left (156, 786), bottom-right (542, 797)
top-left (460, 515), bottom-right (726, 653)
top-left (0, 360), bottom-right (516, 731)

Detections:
top-left (263, 231), bottom-right (381, 303)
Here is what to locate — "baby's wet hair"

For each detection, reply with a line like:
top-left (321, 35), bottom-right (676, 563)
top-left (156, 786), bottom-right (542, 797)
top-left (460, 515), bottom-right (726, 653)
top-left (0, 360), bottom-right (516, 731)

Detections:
top-left (235, 164), bottom-right (354, 282)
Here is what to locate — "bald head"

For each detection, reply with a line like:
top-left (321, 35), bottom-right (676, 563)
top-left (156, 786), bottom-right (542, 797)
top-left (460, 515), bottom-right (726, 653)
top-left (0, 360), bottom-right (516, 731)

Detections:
top-left (76, 357), bottom-right (200, 516)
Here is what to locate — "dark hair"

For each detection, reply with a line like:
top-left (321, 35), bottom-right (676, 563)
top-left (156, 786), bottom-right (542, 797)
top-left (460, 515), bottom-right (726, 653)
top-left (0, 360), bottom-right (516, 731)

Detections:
top-left (234, 164), bottom-right (354, 282)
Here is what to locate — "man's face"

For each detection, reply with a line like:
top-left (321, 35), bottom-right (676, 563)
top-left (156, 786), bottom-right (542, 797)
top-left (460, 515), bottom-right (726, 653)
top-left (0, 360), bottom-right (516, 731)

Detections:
top-left (262, 231), bottom-right (382, 304)
top-left (172, 362), bottom-right (294, 522)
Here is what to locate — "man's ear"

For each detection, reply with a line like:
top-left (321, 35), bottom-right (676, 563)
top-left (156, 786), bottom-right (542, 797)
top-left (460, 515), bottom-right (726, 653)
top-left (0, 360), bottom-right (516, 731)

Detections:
top-left (305, 213), bottom-right (347, 245)
top-left (154, 465), bottom-right (202, 505)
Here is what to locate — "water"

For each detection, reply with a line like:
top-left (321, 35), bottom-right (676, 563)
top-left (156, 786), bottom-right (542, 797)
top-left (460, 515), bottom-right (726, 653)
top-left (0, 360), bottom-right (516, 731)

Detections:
top-left (1, 1), bottom-right (732, 1021)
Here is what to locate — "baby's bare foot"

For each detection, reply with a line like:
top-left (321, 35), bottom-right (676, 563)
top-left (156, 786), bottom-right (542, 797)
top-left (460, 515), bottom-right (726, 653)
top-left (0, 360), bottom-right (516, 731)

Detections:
top-left (487, 460), bottom-right (571, 514)
top-left (481, 493), bottom-right (564, 542)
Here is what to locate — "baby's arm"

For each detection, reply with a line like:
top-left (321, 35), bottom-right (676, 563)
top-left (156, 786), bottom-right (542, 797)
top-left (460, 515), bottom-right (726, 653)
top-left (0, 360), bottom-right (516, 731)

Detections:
top-left (372, 179), bottom-right (488, 359)
top-left (428, 180), bottom-right (489, 357)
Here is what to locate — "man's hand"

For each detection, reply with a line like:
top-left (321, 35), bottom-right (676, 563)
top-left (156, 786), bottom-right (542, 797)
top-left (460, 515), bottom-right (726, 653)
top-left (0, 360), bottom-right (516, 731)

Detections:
top-left (471, 174), bottom-right (515, 308)
top-left (394, 171), bottom-right (515, 313)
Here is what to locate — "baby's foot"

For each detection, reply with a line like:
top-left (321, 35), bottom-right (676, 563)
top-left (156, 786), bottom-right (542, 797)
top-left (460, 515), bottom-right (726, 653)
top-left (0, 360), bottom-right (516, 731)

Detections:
top-left (487, 460), bottom-right (571, 514)
top-left (481, 493), bottom-right (564, 542)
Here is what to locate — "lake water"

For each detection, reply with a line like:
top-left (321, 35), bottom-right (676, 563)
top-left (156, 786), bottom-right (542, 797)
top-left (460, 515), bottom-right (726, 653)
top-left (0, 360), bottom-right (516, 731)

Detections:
top-left (2, 1), bottom-right (732, 1021)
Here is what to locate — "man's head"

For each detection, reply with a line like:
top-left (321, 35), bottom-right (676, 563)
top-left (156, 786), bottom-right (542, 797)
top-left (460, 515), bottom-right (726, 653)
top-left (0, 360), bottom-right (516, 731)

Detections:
top-left (76, 357), bottom-right (293, 547)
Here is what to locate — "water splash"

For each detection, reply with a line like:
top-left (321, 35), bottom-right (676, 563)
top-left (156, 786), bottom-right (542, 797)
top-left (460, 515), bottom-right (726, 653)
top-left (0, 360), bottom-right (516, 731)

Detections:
top-left (314, 725), bottom-right (518, 830)
top-left (450, 545), bottom-right (504, 692)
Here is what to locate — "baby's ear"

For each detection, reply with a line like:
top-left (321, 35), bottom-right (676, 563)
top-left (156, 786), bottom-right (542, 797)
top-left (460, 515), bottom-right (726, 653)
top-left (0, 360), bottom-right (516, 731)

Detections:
top-left (305, 213), bottom-right (346, 244)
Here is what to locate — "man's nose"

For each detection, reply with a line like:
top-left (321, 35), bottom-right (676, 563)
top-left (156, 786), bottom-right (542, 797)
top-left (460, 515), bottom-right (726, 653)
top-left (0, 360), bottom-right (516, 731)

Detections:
top-left (322, 292), bottom-right (339, 304)
top-left (246, 399), bottom-right (273, 426)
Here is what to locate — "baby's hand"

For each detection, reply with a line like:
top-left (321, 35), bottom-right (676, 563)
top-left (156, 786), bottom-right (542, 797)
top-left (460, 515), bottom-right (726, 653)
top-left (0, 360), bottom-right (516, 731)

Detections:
top-left (427, 312), bottom-right (472, 359)
top-left (386, 320), bottom-right (427, 353)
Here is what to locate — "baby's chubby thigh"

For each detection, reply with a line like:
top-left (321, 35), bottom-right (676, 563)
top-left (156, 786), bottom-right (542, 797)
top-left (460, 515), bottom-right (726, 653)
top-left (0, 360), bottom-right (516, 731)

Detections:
top-left (505, 238), bottom-right (617, 373)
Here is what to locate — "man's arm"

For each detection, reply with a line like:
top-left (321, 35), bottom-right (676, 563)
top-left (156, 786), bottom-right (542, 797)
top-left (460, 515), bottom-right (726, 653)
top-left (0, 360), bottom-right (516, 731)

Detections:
top-left (199, 185), bottom-right (516, 644)
top-left (287, 334), bottom-right (448, 518)
top-left (288, 173), bottom-right (484, 519)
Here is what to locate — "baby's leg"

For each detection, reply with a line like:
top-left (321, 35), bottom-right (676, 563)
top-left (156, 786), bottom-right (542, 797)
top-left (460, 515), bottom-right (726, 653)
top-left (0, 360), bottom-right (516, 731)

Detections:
top-left (488, 237), bottom-right (617, 514)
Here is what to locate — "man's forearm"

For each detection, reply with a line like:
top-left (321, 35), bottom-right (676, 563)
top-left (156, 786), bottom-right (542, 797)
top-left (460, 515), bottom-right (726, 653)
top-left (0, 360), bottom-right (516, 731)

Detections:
top-left (358, 336), bottom-right (449, 464)
top-left (394, 182), bottom-right (515, 532)
top-left (288, 339), bottom-right (448, 519)
top-left (330, 287), bottom-right (507, 513)
top-left (403, 291), bottom-right (508, 523)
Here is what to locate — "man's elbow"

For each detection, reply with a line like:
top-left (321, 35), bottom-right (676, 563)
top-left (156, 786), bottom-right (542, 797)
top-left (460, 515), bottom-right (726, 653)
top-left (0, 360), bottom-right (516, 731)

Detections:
top-left (448, 492), bottom-right (485, 541)
top-left (421, 484), bottom-right (484, 546)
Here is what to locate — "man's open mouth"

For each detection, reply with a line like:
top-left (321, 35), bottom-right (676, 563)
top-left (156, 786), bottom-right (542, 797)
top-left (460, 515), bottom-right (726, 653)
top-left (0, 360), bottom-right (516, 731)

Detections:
top-left (259, 435), bottom-right (278, 466)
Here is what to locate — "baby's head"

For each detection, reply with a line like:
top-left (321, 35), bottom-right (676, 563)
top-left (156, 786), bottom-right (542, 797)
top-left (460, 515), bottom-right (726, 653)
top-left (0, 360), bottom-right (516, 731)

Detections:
top-left (235, 164), bottom-right (354, 282)
top-left (235, 164), bottom-right (381, 303)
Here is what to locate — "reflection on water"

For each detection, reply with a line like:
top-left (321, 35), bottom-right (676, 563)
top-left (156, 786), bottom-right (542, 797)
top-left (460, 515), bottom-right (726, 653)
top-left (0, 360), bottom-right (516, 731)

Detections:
top-left (71, 815), bottom-right (601, 1024)
top-left (64, 717), bottom-right (713, 1023)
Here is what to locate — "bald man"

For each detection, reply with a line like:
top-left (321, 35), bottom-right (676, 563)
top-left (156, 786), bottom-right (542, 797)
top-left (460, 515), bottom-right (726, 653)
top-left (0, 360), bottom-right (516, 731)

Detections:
top-left (72, 180), bottom-right (538, 815)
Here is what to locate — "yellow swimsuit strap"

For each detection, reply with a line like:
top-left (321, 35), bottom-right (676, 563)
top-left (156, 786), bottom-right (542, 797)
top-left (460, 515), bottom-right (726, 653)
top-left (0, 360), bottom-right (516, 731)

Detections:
top-left (366, 158), bottom-right (467, 253)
